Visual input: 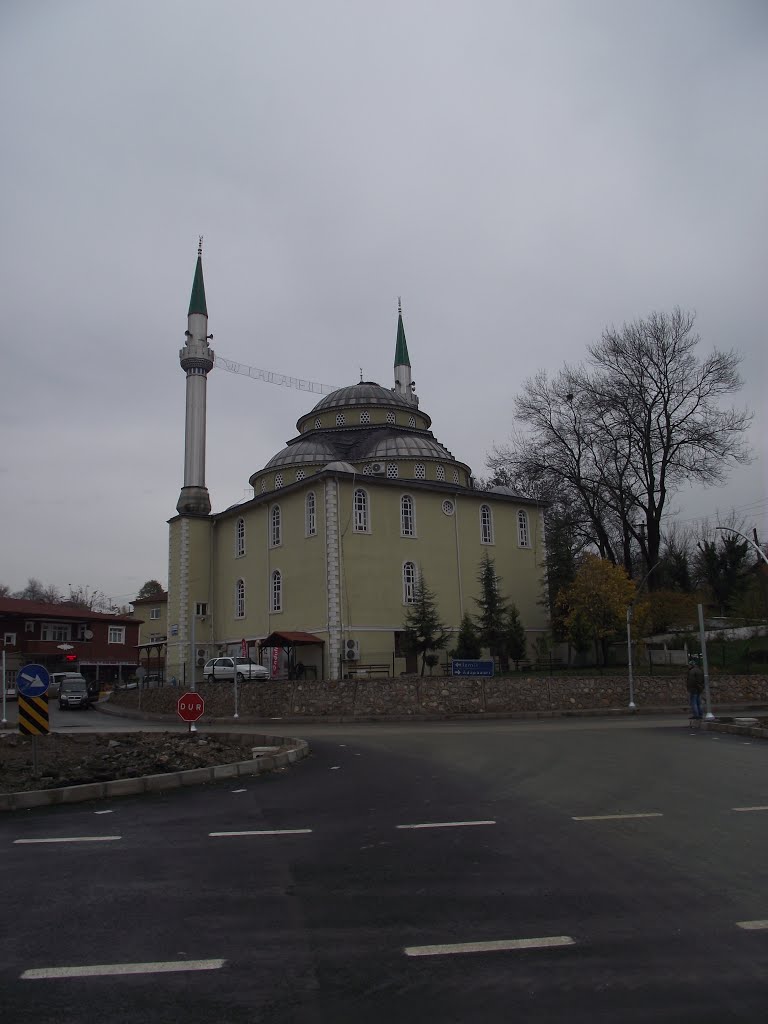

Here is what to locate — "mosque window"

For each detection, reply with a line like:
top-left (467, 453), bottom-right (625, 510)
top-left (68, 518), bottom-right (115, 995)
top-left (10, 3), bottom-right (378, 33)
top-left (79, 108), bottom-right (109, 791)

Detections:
top-left (442, 499), bottom-right (455, 516)
top-left (480, 504), bottom-right (494, 545)
top-left (336, 413), bottom-right (346, 426)
top-left (260, 479), bottom-right (267, 493)
top-left (386, 411), bottom-right (395, 424)
top-left (360, 411), bottom-right (371, 425)
top-left (274, 473), bottom-right (283, 489)
top-left (414, 463), bottom-right (425, 479)
top-left (436, 465), bottom-right (445, 481)
top-left (362, 464), bottom-right (373, 475)
top-left (452, 468), bottom-right (459, 484)
top-left (401, 495), bottom-right (415, 537)
top-left (518, 509), bottom-right (530, 548)
top-left (386, 463), bottom-right (398, 479)
top-left (270, 505), bottom-right (282, 547)
top-left (314, 417), bottom-right (322, 429)
top-left (235, 579), bottom-right (245, 619)
top-left (408, 414), bottom-right (416, 427)
top-left (306, 491), bottom-right (317, 537)
top-left (296, 469), bottom-right (305, 482)
top-left (271, 570), bottom-right (282, 613)
top-left (235, 518), bottom-right (245, 557)
top-left (403, 561), bottom-right (417, 604)
top-left (353, 489), bottom-right (369, 532)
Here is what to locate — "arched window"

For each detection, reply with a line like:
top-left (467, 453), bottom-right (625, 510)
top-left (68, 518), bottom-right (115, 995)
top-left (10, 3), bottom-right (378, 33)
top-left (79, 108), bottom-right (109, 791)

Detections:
top-left (306, 491), bottom-right (317, 536)
top-left (480, 504), bottom-right (494, 545)
top-left (270, 505), bottom-right (281, 547)
top-left (518, 509), bottom-right (530, 547)
top-left (401, 495), bottom-right (415, 537)
top-left (436, 464), bottom-right (445, 481)
top-left (235, 517), bottom-right (245, 557)
top-left (403, 561), bottom-right (417, 604)
top-left (235, 578), bottom-right (245, 618)
top-left (353, 488), bottom-right (369, 532)
top-left (271, 570), bottom-right (282, 612)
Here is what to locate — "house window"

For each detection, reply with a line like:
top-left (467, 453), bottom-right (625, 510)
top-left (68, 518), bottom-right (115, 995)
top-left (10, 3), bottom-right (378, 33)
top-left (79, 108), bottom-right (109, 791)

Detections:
top-left (436, 464), bottom-right (445, 481)
top-left (271, 570), bottom-right (282, 612)
top-left (480, 504), bottom-right (494, 544)
top-left (414, 463), bottom-right (425, 479)
top-left (40, 622), bottom-right (71, 642)
top-left (386, 463), bottom-right (398, 479)
top-left (274, 473), bottom-right (283, 489)
top-left (401, 495), bottom-right (415, 536)
top-left (386, 411), bottom-right (395, 424)
top-left (270, 505), bottom-right (282, 547)
top-left (336, 412), bottom-right (346, 426)
top-left (353, 488), bottom-right (369, 532)
top-left (235, 579), bottom-right (245, 618)
top-left (306, 491), bottom-right (317, 536)
top-left (150, 608), bottom-right (161, 620)
top-left (403, 561), bottom-right (417, 604)
top-left (360, 410), bottom-right (370, 425)
top-left (195, 602), bottom-right (208, 617)
top-left (518, 509), bottom-right (530, 547)
top-left (3, 632), bottom-right (17, 645)
top-left (236, 517), bottom-right (245, 557)
top-left (108, 626), bottom-right (125, 644)
top-left (25, 621), bottom-right (35, 633)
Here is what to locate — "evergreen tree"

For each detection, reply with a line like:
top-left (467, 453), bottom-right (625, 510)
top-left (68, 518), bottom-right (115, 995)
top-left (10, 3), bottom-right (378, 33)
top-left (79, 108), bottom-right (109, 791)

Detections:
top-left (504, 604), bottom-right (527, 669)
top-left (402, 576), bottom-right (451, 676)
top-left (451, 613), bottom-right (482, 659)
top-left (474, 553), bottom-right (508, 666)
top-left (136, 580), bottom-right (165, 600)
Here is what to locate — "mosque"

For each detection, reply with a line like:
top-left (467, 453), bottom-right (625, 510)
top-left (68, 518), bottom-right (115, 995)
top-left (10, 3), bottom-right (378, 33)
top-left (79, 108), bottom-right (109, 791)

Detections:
top-left (165, 247), bottom-right (549, 682)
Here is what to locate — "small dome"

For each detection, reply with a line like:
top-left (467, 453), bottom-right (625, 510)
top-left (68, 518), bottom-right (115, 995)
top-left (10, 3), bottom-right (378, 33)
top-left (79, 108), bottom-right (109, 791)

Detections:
top-left (365, 434), bottom-right (452, 460)
top-left (311, 382), bottom-right (413, 413)
top-left (264, 437), bottom-right (336, 469)
top-left (324, 461), bottom-right (357, 473)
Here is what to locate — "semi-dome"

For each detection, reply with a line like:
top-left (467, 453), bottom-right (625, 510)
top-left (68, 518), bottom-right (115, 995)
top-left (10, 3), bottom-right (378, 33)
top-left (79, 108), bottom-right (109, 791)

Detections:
top-left (264, 437), bottom-right (336, 469)
top-left (311, 382), bottom-right (413, 412)
top-left (365, 434), bottom-right (452, 460)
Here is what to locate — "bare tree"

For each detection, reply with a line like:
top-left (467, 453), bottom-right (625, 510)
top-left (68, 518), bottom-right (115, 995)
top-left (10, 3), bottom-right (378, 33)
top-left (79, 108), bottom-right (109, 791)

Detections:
top-left (492, 309), bottom-right (751, 584)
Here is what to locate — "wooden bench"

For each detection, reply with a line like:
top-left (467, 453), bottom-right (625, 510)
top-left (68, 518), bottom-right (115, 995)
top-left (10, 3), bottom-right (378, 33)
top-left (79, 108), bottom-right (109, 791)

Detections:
top-left (345, 663), bottom-right (390, 678)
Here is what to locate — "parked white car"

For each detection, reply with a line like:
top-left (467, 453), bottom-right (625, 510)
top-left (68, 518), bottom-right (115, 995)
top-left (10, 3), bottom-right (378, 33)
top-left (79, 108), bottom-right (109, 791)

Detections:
top-left (203, 657), bottom-right (269, 682)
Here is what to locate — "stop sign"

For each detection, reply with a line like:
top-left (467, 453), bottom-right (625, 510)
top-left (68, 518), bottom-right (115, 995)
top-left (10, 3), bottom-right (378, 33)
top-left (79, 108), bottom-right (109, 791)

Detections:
top-left (177, 692), bottom-right (205, 723)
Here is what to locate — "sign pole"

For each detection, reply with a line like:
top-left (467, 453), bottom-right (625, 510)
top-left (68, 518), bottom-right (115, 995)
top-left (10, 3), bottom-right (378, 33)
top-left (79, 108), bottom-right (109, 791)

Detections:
top-left (1, 649), bottom-right (6, 725)
top-left (698, 603), bottom-right (715, 720)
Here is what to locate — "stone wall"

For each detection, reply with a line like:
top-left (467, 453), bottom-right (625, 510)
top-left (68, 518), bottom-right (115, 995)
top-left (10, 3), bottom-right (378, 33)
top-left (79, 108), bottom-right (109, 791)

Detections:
top-left (110, 672), bottom-right (768, 720)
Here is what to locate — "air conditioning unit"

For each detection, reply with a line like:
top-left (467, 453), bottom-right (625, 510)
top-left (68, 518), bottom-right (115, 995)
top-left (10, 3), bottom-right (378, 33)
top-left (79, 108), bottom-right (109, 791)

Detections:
top-left (370, 462), bottom-right (386, 475)
top-left (196, 657), bottom-right (206, 667)
top-left (344, 639), bottom-right (360, 661)
top-left (196, 649), bottom-right (206, 659)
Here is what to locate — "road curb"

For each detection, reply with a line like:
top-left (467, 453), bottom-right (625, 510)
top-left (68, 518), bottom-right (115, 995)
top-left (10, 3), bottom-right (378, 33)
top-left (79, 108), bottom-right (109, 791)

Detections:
top-left (0, 733), bottom-right (309, 812)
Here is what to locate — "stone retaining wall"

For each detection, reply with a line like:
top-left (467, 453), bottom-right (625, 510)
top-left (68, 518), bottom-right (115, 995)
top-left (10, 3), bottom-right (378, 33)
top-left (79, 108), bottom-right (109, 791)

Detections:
top-left (110, 673), bottom-right (768, 720)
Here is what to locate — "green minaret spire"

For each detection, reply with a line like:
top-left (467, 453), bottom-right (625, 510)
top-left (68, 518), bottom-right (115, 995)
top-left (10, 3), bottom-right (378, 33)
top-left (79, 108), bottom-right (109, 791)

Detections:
top-left (188, 236), bottom-right (208, 317)
top-left (394, 296), bottom-right (410, 367)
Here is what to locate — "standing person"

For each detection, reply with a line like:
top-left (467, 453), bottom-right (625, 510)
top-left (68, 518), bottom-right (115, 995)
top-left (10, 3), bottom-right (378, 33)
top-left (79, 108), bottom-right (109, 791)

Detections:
top-left (686, 657), bottom-right (704, 719)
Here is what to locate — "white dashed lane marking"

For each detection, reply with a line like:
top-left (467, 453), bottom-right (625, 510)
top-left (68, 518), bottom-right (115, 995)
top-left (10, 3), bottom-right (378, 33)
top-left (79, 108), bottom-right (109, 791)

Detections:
top-left (732, 806), bottom-right (768, 813)
top-left (397, 820), bottom-right (496, 830)
top-left (22, 959), bottom-right (225, 979)
top-left (14, 836), bottom-right (122, 844)
top-left (571, 813), bottom-right (663, 822)
top-left (736, 920), bottom-right (768, 931)
top-left (209, 829), bottom-right (313, 838)
top-left (405, 936), bottom-right (575, 957)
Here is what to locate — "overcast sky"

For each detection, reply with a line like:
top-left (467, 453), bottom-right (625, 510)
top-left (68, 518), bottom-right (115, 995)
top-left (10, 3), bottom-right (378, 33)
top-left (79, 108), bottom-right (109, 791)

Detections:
top-left (1, 0), bottom-right (765, 606)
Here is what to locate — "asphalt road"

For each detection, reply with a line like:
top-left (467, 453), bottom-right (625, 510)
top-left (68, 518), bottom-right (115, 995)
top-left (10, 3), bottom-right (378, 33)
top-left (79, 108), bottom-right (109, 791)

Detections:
top-left (2, 714), bottom-right (767, 1022)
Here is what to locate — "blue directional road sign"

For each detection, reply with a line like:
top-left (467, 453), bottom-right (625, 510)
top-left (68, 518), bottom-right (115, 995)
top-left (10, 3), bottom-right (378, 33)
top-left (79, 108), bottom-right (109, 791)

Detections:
top-left (16, 664), bottom-right (50, 697)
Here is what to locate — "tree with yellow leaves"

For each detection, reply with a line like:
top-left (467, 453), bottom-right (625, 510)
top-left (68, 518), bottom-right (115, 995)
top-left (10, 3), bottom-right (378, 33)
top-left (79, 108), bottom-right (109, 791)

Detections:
top-left (558, 554), bottom-right (639, 666)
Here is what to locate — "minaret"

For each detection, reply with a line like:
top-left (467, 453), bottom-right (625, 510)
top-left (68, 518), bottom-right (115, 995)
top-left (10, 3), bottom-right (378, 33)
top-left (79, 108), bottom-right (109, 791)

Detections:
top-left (393, 297), bottom-right (418, 406)
top-left (176, 239), bottom-right (215, 515)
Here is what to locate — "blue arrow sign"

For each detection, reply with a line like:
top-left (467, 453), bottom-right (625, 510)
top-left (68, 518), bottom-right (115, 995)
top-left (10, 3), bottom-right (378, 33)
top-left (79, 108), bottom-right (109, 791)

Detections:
top-left (17, 664), bottom-right (50, 697)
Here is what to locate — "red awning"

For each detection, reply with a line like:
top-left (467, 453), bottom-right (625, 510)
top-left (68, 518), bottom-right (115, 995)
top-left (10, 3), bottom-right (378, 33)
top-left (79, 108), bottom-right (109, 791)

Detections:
top-left (259, 631), bottom-right (324, 648)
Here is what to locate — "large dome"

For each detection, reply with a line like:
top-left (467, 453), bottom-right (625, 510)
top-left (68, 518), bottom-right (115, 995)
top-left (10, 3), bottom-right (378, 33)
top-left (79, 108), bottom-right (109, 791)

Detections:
top-left (310, 382), bottom-right (413, 412)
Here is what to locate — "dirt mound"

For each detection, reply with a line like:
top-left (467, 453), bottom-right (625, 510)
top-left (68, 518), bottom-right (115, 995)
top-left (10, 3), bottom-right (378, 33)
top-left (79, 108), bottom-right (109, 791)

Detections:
top-left (0, 732), bottom-right (261, 794)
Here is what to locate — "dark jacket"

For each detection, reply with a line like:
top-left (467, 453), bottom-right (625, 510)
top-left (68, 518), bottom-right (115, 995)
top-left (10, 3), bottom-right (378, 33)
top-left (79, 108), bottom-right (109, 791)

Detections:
top-left (686, 665), bottom-right (704, 694)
